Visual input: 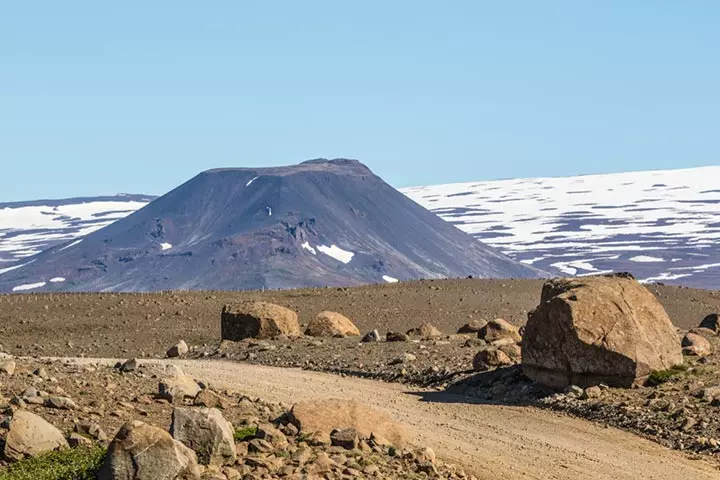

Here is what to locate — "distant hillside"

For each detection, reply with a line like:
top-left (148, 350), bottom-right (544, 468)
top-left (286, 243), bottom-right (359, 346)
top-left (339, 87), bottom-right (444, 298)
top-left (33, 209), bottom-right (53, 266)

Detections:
top-left (402, 166), bottom-right (720, 289)
top-left (0, 159), bottom-right (541, 292)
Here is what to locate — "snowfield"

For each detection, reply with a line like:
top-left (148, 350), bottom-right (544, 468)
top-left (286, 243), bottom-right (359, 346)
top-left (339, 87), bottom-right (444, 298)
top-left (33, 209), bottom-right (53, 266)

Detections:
top-left (402, 166), bottom-right (720, 288)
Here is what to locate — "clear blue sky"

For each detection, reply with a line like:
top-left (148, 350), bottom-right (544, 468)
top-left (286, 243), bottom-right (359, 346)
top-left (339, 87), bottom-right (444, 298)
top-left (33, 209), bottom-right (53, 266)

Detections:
top-left (2, 2), bottom-right (718, 201)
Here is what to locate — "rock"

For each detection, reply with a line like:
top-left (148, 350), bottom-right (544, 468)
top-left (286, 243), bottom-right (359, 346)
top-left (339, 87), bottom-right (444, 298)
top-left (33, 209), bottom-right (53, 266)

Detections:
top-left (194, 390), bottom-right (230, 410)
top-left (457, 319), bottom-right (488, 334)
top-left (564, 385), bottom-right (584, 397)
top-left (361, 330), bottom-right (380, 343)
top-left (689, 327), bottom-right (716, 338)
top-left (171, 407), bottom-right (236, 466)
top-left (3, 410), bottom-right (69, 461)
top-left (701, 386), bottom-right (720, 402)
top-left (682, 333), bottom-right (712, 356)
top-left (331, 428), bottom-right (359, 450)
top-left (68, 432), bottom-right (94, 447)
top-left (256, 423), bottom-right (289, 447)
top-left (289, 398), bottom-right (405, 447)
top-left (472, 348), bottom-right (513, 371)
top-left (247, 438), bottom-right (274, 454)
top-left (582, 386), bottom-right (602, 399)
top-left (98, 420), bottom-right (200, 480)
top-left (699, 313), bottom-right (719, 333)
top-left (478, 319), bottom-right (521, 344)
top-left (0, 359), bottom-right (16, 375)
top-left (386, 331), bottom-right (409, 343)
top-left (44, 396), bottom-right (77, 410)
top-left (221, 302), bottom-right (301, 340)
top-left (305, 311), bottom-right (360, 337)
top-left (414, 446), bottom-right (436, 464)
top-left (167, 340), bottom-right (189, 358)
top-left (498, 343), bottom-right (522, 360)
top-left (522, 274), bottom-right (684, 389)
top-left (75, 422), bottom-right (108, 442)
top-left (159, 367), bottom-right (201, 403)
top-left (389, 353), bottom-right (416, 365)
top-left (406, 323), bottom-right (442, 340)
top-left (34, 367), bottom-right (49, 379)
top-left (120, 359), bottom-right (138, 372)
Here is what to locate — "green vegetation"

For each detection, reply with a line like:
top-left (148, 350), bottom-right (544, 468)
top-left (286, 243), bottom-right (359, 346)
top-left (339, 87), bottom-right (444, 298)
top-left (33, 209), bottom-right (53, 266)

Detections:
top-left (647, 364), bottom-right (688, 386)
top-left (233, 425), bottom-right (258, 441)
top-left (0, 446), bottom-right (106, 480)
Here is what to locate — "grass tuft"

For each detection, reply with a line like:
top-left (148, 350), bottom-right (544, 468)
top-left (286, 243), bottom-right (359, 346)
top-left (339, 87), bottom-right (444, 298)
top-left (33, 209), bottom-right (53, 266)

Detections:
top-left (0, 445), bottom-right (106, 480)
top-left (647, 364), bottom-right (688, 386)
top-left (233, 425), bottom-right (258, 441)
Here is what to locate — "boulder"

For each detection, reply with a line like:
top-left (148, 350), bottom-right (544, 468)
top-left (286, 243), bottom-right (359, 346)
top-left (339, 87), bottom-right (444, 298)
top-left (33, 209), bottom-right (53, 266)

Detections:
top-left (98, 420), bottom-right (200, 480)
top-left (221, 302), bottom-right (301, 340)
top-left (167, 340), bottom-right (189, 358)
top-left (457, 319), bottom-right (488, 334)
top-left (159, 367), bottom-right (201, 403)
top-left (171, 408), bottom-right (236, 466)
top-left (522, 274), bottom-right (684, 389)
top-left (194, 389), bottom-right (230, 410)
top-left (3, 410), bottom-right (69, 461)
top-left (498, 343), bottom-right (522, 360)
top-left (472, 348), bottom-right (513, 371)
top-left (386, 331), bottom-right (409, 342)
top-left (0, 359), bottom-right (16, 375)
top-left (305, 311), bottom-right (360, 338)
top-left (289, 398), bottom-right (405, 447)
top-left (699, 313), bottom-right (719, 333)
top-left (478, 319), bottom-right (521, 344)
top-left (682, 333), bottom-right (712, 356)
top-left (330, 428), bottom-right (359, 450)
top-left (406, 323), bottom-right (442, 340)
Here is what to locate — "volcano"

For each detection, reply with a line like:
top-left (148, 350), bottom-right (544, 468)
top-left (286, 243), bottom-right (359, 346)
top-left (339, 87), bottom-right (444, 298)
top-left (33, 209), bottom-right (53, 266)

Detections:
top-left (0, 159), bottom-right (543, 292)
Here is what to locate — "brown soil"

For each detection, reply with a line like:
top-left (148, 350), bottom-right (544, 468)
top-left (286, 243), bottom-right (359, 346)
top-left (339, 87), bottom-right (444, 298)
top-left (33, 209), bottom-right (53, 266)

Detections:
top-left (0, 278), bottom-right (718, 359)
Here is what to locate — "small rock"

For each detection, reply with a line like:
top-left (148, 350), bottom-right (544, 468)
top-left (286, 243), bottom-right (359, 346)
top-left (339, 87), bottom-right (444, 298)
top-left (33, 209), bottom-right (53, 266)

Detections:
top-left (167, 340), bottom-right (189, 358)
top-left (44, 396), bottom-right (77, 410)
top-left (361, 330), bottom-right (380, 343)
top-left (330, 428), bottom-right (359, 450)
top-left (120, 359), bottom-right (138, 372)
top-left (386, 332), bottom-right (409, 342)
top-left (582, 386), bottom-right (602, 399)
top-left (0, 359), bottom-right (16, 376)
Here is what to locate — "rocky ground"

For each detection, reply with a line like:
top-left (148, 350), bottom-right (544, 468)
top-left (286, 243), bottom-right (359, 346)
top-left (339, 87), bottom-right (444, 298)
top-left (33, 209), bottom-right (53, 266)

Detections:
top-left (0, 278), bottom-right (718, 359)
top-left (0, 357), bottom-right (473, 479)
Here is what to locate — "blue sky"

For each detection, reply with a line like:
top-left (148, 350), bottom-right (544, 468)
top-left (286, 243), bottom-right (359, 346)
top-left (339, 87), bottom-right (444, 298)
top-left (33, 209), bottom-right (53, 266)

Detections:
top-left (1, 2), bottom-right (718, 201)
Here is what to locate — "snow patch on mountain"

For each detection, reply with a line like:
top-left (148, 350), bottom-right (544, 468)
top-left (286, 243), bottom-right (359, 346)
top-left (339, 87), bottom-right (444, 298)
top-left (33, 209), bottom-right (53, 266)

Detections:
top-left (317, 244), bottom-right (354, 264)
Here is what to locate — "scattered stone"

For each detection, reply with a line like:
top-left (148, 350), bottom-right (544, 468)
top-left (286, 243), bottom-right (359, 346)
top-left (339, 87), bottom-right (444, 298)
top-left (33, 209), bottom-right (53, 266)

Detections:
top-left (3, 410), bottom-right (69, 461)
top-left (582, 385), bottom-right (602, 399)
top-left (498, 343), bottom-right (522, 360)
top-left (221, 301), bottom-right (301, 340)
top-left (44, 396), bottom-right (77, 410)
top-left (472, 348), bottom-right (512, 371)
top-left (75, 422), bottom-right (108, 442)
top-left (331, 428), bottom-right (359, 450)
top-left (386, 332), bottom-right (409, 343)
top-left (171, 407), bottom-right (237, 466)
top-left (167, 340), bottom-right (189, 358)
top-left (68, 432), bottom-right (94, 447)
top-left (289, 398), bottom-right (405, 447)
top-left (361, 330), bottom-right (380, 343)
top-left (0, 359), bottom-right (16, 375)
top-left (194, 389), bottom-right (230, 410)
top-left (699, 313), bottom-right (719, 333)
top-left (305, 311), bottom-right (360, 337)
top-left (478, 318), bottom-right (521, 344)
top-left (682, 333), bottom-right (712, 357)
top-left (120, 358), bottom-right (138, 372)
top-left (389, 353), bottom-right (417, 365)
top-left (98, 420), bottom-right (200, 480)
top-left (158, 367), bottom-right (201, 403)
top-left (406, 322), bottom-right (442, 340)
top-left (256, 423), bottom-right (289, 447)
top-left (457, 319), bottom-right (488, 334)
top-left (523, 274), bottom-right (683, 389)
top-left (34, 367), bottom-right (49, 379)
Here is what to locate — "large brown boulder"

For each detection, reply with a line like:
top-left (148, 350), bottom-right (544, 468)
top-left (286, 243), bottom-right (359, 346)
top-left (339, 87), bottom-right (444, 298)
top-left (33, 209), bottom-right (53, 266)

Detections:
top-left (472, 348), bottom-right (513, 371)
top-left (221, 301), bottom-right (301, 340)
top-left (522, 274), bottom-right (683, 389)
top-left (171, 407), bottom-right (236, 466)
top-left (98, 420), bottom-right (200, 480)
top-left (288, 398), bottom-right (405, 447)
top-left (3, 410), bottom-right (69, 461)
top-left (305, 311), bottom-right (360, 337)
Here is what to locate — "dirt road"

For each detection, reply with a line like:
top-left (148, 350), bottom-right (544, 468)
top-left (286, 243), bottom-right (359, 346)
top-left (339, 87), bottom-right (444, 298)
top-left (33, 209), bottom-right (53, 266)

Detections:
top-left (64, 358), bottom-right (718, 480)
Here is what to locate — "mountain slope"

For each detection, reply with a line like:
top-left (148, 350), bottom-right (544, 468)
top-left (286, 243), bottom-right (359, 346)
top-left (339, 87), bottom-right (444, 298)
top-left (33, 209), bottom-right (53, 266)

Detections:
top-left (402, 166), bottom-right (720, 289)
top-left (0, 159), bottom-right (540, 292)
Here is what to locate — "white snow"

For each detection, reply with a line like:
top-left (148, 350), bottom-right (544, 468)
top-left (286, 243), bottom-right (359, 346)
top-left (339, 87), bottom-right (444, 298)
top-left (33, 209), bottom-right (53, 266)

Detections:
top-left (160, 243), bottom-right (172, 251)
top-left (246, 176), bottom-right (259, 187)
top-left (383, 275), bottom-right (399, 283)
top-left (0, 260), bottom-right (34, 276)
top-left (266, 206), bottom-right (272, 216)
top-left (12, 281), bottom-right (46, 292)
top-left (629, 255), bottom-right (665, 263)
top-left (640, 272), bottom-right (693, 283)
top-left (317, 244), bottom-right (355, 264)
top-left (57, 239), bottom-right (83, 252)
top-left (301, 242), bottom-right (317, 255)
top-left (49, 277), bottom-right (65, 282)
